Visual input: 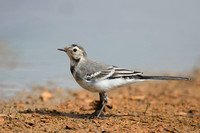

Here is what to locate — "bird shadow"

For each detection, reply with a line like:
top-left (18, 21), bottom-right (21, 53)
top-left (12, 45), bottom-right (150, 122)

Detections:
top-left (19, 108), bottom-right (141, 119)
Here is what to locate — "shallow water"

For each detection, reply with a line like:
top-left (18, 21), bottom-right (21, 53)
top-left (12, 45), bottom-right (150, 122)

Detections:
top-left (0, 42), bottom-right (197, 97)
top-left (0, 43), bottom-right (80, 97)
top-left (0, 1), bottom-right (200, 97)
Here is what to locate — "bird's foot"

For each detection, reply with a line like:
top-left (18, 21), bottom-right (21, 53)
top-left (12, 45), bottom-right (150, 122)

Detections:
top-left (88, 111), bottom-right (105, 119)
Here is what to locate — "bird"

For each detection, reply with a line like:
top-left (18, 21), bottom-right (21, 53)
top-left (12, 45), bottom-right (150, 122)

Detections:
top-left (58, 44), bottom-right (190, 118)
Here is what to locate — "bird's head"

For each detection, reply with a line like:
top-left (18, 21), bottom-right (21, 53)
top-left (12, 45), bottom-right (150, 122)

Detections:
top-left (58, 44), bottom-right (87, 61)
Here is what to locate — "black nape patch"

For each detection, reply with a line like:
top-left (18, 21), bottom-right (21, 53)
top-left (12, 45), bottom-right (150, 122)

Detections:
top-left (72, 44), bottom-right (78, 47)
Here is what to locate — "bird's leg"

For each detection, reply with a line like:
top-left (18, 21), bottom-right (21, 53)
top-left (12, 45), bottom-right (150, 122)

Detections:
top-left (89, 92), bottom-right (108, 119)
top-left (96, 92), bottom-right (104, 111)
top-left (96, 92), bottom-right (108, 118)
top-left (90, 93), bottom-right (103, 117)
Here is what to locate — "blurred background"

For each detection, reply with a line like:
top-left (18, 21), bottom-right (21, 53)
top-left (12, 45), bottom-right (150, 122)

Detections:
top-left (0, 0), bottom-right (200, 97)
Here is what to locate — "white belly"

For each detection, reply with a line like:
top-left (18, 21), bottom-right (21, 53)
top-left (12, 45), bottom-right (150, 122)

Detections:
top-left (75, 78), bottom-right (144, 92)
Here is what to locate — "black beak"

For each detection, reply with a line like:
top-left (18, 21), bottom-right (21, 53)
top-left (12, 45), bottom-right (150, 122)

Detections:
top-left (57, 49), bottom-right (67, 52)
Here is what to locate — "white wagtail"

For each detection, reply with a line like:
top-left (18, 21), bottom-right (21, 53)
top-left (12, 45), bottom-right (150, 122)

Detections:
top-left (58, 44), bottom-right (190, 118)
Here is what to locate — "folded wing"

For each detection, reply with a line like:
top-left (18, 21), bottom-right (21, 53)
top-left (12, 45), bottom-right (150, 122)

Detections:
top-left (85, 66), bottom-right (143, 81)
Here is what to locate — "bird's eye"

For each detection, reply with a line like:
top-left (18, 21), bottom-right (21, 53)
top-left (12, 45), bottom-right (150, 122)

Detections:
top-left (73, 48), bottom-right (77, 52)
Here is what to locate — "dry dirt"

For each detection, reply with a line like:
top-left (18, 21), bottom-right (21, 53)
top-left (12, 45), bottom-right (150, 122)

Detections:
top-left (0, 71), bottom-right (200, 132)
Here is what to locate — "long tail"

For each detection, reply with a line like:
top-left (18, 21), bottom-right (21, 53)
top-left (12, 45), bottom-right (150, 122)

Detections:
top-left (141, 76), bottom-right (191, 81)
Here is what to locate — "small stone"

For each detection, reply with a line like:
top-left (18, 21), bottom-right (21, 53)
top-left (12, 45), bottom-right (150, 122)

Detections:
top-left (40, 91), bottom-right (54, 101)
top-left (175, 112), bottom-right (187, 116)
top-left (26, 120), bottom-right (35, 126)
top-left (14, 103), bottom-right (25, 107)
top-left (92, 119), bottom-right (98, 124)
top-left (129, 96), bottom-right (145, 101)
top-left (65, 124), bottom-right (74, 130)
top-left (0, 114), bottom-right (7, 117)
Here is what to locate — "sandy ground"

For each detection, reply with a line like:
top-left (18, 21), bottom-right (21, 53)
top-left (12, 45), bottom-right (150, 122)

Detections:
top-left (0, 70), bottom-right (199, 132)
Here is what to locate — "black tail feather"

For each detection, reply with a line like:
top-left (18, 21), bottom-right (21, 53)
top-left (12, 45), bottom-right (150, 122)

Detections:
top-left (141, 76), bottom-right (191, 81)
